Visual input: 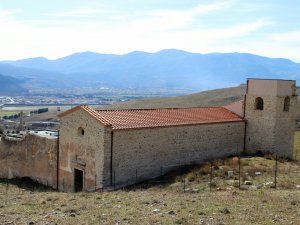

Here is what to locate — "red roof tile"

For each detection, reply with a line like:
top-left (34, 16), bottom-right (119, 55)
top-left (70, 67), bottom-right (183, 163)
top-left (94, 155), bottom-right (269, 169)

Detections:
top-left (59, 105), bottom-right (244, 130)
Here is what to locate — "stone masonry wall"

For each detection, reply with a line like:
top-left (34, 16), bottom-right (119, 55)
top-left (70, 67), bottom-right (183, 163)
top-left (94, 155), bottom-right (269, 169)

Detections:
top-left (0, 134), bottom-right (58, 188)
top-left (110, 122), bottom-right (245, 188)
top-left (245, 95), bottom-right (296, 158)
top-left (59, 109), bottom-right (109, 192)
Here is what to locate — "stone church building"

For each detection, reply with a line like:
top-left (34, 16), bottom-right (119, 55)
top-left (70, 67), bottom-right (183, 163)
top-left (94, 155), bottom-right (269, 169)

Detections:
top-left (57, 78), bottom-right (296, 192)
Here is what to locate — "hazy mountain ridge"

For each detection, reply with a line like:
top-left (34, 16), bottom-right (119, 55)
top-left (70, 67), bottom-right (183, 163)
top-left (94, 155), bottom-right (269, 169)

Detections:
top-left (1, 49), bottom-right (300, 92)
top-left (0, 74), bottom-right (28, 95)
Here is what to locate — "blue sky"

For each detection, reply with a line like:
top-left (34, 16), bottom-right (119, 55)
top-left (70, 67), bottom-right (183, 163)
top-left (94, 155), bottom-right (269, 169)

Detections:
top-left (1, 0), bottom-right (300, 61)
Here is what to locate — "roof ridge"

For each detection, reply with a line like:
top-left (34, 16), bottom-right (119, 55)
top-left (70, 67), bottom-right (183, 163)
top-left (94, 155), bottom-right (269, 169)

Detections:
top-left (96, 106), bottom-right (223, 112)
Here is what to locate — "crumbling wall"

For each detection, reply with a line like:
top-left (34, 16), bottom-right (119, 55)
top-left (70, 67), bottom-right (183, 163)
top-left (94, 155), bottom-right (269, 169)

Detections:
top-left (0, 134), bottom-right (58, 189)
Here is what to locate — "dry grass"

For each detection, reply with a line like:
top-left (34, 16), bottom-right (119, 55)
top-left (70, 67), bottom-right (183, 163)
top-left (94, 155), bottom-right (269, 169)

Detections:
top-left (102, 85), bottom-right (246, 110)
top-left (0, 182), bottom-right (299, 225)
top-left (0, 156), bottom-right (300, 225)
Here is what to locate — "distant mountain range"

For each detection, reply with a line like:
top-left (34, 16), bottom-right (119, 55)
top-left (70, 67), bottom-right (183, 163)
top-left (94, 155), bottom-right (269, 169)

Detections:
top-left (1, 49), bottom-right (300, 94)
top-left (0, 74), bottom-right (28, 95)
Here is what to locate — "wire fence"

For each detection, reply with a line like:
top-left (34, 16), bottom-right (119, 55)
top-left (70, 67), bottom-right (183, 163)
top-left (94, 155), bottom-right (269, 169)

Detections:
top-left (1, 154), bottom-right (299, 196)
top-left (84, 154), bottom-right (300, 193)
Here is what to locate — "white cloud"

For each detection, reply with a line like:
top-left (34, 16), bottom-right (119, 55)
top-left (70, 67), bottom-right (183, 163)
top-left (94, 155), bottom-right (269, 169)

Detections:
top-left (138, 0), bottom-right (234, 31)
top-left (0, 2), bottom-right (299, 62)
top-left (267, 31), bottom-right (300, 43)
top-left (0, 9), bottom-right (14, 18)
top-left (47, 7), bottom-right (107, 18)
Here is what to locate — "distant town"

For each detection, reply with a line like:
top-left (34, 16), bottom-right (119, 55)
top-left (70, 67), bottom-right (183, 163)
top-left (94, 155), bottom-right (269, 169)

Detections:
top-left (0, 95), bottom-right (114, 106)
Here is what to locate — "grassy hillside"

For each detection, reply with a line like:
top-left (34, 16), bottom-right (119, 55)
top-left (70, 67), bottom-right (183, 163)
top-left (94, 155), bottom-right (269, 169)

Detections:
top-left (0, 156), bottom-right (299, 224)
top-left (103, 85), bottom-right (246, 110)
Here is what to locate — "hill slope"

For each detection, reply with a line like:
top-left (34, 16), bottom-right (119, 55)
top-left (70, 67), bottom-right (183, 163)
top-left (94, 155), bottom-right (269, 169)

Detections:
top-left (103, 84), bottom-right (246, 109)
top-left (0, 74), bottom-right (28, 95)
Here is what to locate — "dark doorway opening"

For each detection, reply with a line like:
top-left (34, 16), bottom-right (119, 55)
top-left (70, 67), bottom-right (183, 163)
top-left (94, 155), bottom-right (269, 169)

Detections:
top-left (74, 169), bottom-right (84, 192)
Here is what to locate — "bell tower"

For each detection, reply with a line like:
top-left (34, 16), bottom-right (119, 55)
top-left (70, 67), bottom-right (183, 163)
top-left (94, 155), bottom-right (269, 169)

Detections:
top-left (244, 78), bottom-right (297, 158)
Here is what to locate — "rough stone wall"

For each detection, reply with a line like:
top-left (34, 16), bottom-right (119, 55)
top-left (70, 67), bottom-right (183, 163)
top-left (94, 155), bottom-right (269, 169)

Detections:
top-left (110, 122), bottom-right (245, 188)
top-left (245, 95), bottom-right (296, 158)
top-left (0, 134), bottom-right (58, 188)
top-left (59, 109), bottom-right (109, 192)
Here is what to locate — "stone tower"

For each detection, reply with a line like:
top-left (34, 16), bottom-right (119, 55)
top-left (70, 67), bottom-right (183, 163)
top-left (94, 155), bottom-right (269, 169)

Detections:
top-left (244, 78), bottom-right (297, 158)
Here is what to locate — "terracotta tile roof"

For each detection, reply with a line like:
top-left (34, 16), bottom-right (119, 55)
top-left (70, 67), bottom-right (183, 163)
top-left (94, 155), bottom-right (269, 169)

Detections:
top-left (59, 105), bottom-right (244, 130)
top-left (60, 105), bottom-right (244, 130)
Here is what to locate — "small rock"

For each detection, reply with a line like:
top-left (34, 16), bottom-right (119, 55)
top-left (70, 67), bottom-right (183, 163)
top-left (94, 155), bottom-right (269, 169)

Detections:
top-left (264, 182), bottom-right (275, 188)
top-left (244, 180), bottom-right (252, 185)
top-left (291, 200), bottom-right (298, 206)
top-left (153, 208), bottom-right (160, 213)
top-left (198, 211), bottom-right (206, 215)
top-left (219, 207), bottom-right (230, 214)
top-left (167, 210), bottom-right (176, 215)
top-left (192, 188), bottom-right (199, 193)
top-left (227, 171), bottom-right (233, 177)
top-left (152, 199), bottom-right (161, 204)
top-left (69, 213), bottom-right (76, 217)
top-left (256, 185), bottom-right (263, 189)
top-left (255, 172), bottom-right (262, 176)
top-left (28, 222), bottom-right (35, 225)
top-left (296, 185), bottom-right (300, 189)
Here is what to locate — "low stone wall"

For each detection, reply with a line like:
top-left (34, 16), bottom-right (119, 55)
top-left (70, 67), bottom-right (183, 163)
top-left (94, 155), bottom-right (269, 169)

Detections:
top-left (0, 134), bottom-right (58, 189)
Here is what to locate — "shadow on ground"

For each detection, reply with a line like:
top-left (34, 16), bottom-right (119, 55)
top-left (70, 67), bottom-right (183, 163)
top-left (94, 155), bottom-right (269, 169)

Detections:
top-left (0, 177), bottom-right (54, 192)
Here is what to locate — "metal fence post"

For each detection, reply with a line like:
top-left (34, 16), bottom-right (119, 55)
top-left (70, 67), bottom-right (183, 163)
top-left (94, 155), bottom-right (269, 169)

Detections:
top-left (95, 175), bottom-right (96, 192)
top-left (238, 156), bottom-right (241, 190)
top-left (275, 155), bottom-right (278, 189)
top-left (210, 161), bottom-right (213, 192)
top-left (5, 179), bottom-right (9, 205)
top-left (183, 174), bottom-right (186, 193)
